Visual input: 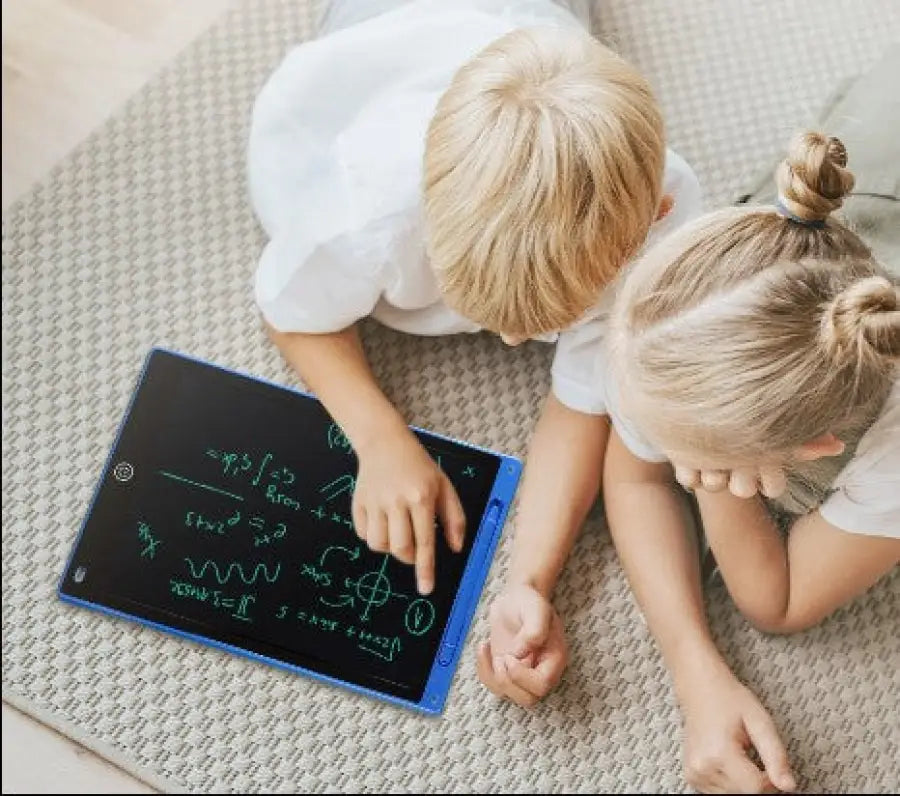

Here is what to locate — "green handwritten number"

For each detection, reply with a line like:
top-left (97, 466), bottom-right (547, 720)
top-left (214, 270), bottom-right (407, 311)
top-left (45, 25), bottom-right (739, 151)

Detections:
top-left (404, 598), bottom-right (436, 636)
top-left (232, 594), bottom-right (255, 622)
top-left (358, 635), bottom-right (402, 662)
top-left (276, 605), bottom-right (288, 620)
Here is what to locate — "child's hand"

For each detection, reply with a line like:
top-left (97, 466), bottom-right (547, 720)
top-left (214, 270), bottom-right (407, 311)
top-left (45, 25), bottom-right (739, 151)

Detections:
top-left (476, 584), bottom-right (568, 707)
top-left (680, 668), bottom-right (796, 794)
top-left (352, 427), bottom-right (465, 595)
top-left (674, 463), bottom-right (787, 499)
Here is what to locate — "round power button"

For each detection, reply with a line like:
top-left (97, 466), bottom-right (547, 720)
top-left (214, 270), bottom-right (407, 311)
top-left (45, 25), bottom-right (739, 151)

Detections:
top-left (112, 461), bottom-right (134, 482)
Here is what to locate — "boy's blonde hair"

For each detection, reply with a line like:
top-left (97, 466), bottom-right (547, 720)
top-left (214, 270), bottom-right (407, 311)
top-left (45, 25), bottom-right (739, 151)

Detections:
top-left (612, 131), bottom-right (899, 512)
top-left (423, 25), bottom-right (665, 337)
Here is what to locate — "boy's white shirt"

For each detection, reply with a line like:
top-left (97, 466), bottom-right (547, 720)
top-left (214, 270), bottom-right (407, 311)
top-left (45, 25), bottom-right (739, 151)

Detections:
top-left (248, 0), bottom-right (704, 417)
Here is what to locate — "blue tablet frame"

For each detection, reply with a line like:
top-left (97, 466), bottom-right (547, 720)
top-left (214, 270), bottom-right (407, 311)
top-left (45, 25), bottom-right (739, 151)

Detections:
top-left (58, 347), bottom-right (522, 715)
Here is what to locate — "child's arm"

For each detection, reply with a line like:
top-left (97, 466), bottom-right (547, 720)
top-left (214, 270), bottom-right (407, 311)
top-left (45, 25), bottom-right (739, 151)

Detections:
top-left (266, 322), bottom-right (465, 594)
top-left (477, 393), bottom-right (608, 705)
top-left (507, 394), bottom-right (608, 596)
top-left (603, 430), bottom-right (796, 794)
top-left (694, 490), bottom-right (900, 633)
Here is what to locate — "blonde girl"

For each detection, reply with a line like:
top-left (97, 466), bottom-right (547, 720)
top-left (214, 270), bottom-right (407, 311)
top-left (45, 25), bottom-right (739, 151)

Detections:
top-left (604, 131), bottom-right (899, 794)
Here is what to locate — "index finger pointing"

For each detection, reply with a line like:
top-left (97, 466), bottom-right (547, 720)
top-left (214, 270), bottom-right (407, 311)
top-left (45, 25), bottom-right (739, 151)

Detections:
top-left (438, 478), bottom-right (466, 552)
top-left (410, 501), bottom-right (436, 595)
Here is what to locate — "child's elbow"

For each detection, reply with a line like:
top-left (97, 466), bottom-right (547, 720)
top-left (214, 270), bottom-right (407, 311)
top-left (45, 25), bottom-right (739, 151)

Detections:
top-left (263, 318), bottom-right (293, 350)
top-left (746, 606), bottom-right (820, 636)
top-left (262, 318), bottom-right (281, 341)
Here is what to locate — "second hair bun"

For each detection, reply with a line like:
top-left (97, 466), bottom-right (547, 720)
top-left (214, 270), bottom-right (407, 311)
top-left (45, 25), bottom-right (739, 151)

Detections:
top-left (774, 131), bottom-right (855, 222)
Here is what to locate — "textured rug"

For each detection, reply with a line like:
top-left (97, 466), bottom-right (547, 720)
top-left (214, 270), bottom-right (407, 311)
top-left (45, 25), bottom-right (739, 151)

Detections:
top-left (3, 0), bottom-right (899, 792)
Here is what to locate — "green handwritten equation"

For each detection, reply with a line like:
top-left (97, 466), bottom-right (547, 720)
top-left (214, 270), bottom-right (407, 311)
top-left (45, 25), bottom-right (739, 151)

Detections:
top-left (294, 546), bottom-right (437, 660)
top-left (170, 578), bottom-right (256, 623)
top-left (183, 509), bottom-right (288, 547)
top-left (203, 448), bottom-right (298, 508)
top-left (274, 605), bottom-right (402, 662)
top-left (297, 546), bottom-right (436, 633)
top-left (138, 439), bottom-right (457, 668)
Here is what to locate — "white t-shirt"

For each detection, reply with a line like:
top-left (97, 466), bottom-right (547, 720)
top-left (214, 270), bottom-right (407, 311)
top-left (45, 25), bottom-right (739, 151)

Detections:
top-left (248, 0), bottom-right (703, 415)
top-left (818, 381), bottom-right (900, 537)
top-left (609, 376), bottom-right (900, 539)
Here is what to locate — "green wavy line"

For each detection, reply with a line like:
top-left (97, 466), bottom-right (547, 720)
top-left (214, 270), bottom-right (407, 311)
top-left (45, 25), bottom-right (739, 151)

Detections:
top-left (184, 557), bottom-right (280, 585)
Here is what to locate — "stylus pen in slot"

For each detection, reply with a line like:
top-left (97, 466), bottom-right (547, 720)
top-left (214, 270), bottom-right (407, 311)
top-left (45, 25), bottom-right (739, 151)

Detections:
top-left (438, 499), bottom-right (503, 666)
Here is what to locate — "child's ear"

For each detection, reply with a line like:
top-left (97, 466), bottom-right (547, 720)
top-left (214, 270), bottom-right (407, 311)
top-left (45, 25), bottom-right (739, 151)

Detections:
top-left (656, 194), bottom-right (674, 221)
top-left (794, 433), bottom-right (845, 461)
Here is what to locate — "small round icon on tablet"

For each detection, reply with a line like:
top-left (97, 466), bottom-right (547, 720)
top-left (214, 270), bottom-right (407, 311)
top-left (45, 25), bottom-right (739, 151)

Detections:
top-left (113, 461), bottom-right (134, 482)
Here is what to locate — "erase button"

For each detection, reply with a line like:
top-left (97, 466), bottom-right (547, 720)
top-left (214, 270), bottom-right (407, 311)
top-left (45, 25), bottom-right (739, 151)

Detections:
top-left (438, 643), bottom-right (456, 666)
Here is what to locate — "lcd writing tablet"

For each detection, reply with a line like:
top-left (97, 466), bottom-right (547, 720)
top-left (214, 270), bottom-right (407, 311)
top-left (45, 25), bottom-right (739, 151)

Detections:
top-left (59, 348), bottom-right (522, 714)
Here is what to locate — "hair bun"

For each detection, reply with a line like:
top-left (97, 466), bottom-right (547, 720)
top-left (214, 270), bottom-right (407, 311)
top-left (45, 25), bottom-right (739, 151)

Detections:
top-left (822, 276), bottom-right (900, 363)
top-left (775, 131), bottom-right (855, 223)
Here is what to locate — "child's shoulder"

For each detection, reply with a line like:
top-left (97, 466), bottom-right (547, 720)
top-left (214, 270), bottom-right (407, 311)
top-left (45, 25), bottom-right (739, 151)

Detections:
top-left (844, 380), bottom-right (900, 469)
top-left (624, 148), bottom-right (704, 274)
top-left (658, 148), bottom-right (705, 233)
top-left (820, 380), bottom-right (900, 536)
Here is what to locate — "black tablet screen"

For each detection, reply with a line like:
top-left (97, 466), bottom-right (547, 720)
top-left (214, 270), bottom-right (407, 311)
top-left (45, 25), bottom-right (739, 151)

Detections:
top-left (60, 350), bottom-right (501, 702)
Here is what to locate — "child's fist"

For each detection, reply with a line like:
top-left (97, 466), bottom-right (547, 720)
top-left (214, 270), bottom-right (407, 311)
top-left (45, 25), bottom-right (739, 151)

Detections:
top-left (476, 584), bottom-right (568, 707)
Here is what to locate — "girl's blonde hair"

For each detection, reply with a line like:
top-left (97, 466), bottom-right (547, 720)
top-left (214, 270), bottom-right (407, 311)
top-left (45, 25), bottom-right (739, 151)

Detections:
top-left (423, 25), bottom-right (665, 337)
top-left (612, 131), bottom-right (899, 512)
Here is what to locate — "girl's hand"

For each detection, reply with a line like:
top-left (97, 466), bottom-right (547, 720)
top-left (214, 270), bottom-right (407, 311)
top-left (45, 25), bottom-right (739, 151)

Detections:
top-left (353, 428), bottom-right (465, 595)
top-left (680, 668), bottom-right (796, 794)
top-left (476, 583), bottom-right (568, 707)
top-left (674, 463), bottom-right (787, 499)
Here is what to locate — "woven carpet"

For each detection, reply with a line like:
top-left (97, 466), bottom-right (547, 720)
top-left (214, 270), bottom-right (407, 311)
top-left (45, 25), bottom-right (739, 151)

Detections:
top-left (3, 0), bottom-right (899, 792)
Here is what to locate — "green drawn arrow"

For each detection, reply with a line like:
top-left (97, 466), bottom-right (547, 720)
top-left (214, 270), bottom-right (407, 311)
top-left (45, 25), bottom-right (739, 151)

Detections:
top-left (319, 594), bottom-right (355, 609)
top-left (319, 545), bottom-right (361, 567)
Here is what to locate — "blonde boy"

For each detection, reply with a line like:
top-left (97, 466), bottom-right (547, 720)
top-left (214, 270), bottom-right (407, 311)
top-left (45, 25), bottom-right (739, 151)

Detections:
top-left (248, 0), bottom-right (701, 671)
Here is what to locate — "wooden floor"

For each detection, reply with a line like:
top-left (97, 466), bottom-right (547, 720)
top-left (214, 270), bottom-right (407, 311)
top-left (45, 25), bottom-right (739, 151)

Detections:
top-left (2, 0), bottom-right (235, 211)
top-left (2, 2), bottom-right (235, 791)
